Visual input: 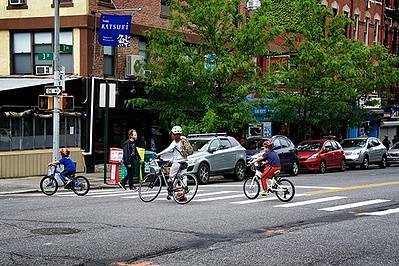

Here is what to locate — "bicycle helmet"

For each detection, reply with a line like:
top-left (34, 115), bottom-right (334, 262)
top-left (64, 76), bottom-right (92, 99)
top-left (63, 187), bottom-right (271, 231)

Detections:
top-left (263, 139), bottom-right (273, 149)
top-left (171, 125), bottom-right (182, 134)
top-left (59, 147), bottom-right (70, 157)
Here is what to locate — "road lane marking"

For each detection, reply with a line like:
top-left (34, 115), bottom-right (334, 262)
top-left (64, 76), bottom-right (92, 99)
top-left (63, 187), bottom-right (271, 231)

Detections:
top-left (304, 181), bottom-right (399, 196)
top-left (274, 196), bottom-right (347, 208)
top-left (318, 199), bottom-right (391, 212)
top-left (295, 186), bottom-right (342, 190)
top-left (360, 208), bottom-right (399, 216)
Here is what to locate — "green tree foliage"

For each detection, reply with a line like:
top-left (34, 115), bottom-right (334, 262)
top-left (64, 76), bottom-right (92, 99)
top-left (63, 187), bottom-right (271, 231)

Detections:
top-left (126, 0), bottom-right (269, 134)
top-left (259, 0), bottom-right (399, 139)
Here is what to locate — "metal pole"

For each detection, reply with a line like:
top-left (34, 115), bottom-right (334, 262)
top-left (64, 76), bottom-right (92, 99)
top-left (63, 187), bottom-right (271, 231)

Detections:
top-left (52, 0), bottom-right (60, 161)
top-left (104, 80), bottom-right (109, 184)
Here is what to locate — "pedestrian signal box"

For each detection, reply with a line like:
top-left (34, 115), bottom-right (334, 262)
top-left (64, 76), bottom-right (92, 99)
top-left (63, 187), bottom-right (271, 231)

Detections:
top-left (38, 95), bottom-right (54, 111)
top-left (60, 95), bottom-right (74, 111)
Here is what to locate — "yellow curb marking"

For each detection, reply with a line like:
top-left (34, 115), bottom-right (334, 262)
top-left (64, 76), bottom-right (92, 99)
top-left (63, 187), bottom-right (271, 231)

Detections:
top-left (304, 181), bottom-right (399, 196)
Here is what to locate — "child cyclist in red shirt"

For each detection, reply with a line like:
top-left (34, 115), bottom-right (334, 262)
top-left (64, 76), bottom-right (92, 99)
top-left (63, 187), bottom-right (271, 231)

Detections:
top-left (250, 139), bottom-right (281, 196)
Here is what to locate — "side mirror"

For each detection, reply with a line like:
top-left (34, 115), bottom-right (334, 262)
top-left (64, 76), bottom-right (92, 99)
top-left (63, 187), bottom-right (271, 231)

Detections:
top-left (209, 147), bottom-right (217, 153)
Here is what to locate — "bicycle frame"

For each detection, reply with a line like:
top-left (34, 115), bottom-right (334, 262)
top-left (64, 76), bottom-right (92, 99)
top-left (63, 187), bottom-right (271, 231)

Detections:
top-left (147, 159), bottom-right (188, 193)
top-left (248, 162), bottom-right (282, 193)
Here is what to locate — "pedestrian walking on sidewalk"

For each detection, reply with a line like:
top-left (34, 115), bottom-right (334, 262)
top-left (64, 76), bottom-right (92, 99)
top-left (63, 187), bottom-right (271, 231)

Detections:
top-left (119, 129), bottom-right (141, 191)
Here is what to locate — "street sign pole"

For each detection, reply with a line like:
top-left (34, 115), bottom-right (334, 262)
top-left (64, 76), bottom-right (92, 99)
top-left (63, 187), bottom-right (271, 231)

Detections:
top-left (52, 0), bottom-right (60, 162)
top-left (104, 80), bottom-right (109, 184)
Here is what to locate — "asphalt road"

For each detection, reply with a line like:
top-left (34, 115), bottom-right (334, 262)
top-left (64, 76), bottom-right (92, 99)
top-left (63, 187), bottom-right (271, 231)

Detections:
top-left (1, 166), bottom-right (399, 266)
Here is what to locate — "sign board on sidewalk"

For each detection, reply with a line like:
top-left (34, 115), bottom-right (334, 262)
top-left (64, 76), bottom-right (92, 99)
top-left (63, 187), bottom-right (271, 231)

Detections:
top-left (99, 83), bottom-right (116, 108)
top-left (109, 147), bottom-right (123, 163)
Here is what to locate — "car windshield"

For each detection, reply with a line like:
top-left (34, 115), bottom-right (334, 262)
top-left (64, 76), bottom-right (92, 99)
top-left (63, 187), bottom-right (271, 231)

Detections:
top-left (341, 139), bottom-right (367, 148)
top-left (297, 142), bottom-right (321, 151)
top-left (242, 139), bottom-right (263, 150)
top-left (189, 139), bottom-right (209, 152)
top-left (392, 142), bottom-right (399, 149)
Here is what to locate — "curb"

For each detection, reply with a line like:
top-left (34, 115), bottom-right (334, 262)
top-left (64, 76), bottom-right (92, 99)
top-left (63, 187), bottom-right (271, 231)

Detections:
top-left (0, 185), bottom-right (120, 195)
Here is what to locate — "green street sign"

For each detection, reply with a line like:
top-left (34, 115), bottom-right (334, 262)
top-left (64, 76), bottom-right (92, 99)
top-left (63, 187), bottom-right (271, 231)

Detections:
top-left (60, 44), bottom-right (73, 53)
top-left (37, 52), bottom-right (53, 60)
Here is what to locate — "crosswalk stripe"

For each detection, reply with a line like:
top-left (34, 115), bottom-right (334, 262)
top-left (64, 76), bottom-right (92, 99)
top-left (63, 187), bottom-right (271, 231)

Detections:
top-left (361, 208), bottom-right (399, 216)
top-left (274, 196), bottom-right (347, 208)
top-left (231, 194), bottom-right (306, 205)
top-left (318, 199), bottom-right (391, 212)
top-left (194, 194), bottom-right (244, 202)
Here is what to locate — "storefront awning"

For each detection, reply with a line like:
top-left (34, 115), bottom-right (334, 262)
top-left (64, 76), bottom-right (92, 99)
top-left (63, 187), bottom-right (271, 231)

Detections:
top-left (0, 77), bottom-right (80, 92)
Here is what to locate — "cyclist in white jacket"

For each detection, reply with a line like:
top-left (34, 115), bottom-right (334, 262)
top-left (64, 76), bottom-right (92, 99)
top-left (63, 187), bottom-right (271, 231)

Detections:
top-left (156, 126), bottom-right (187, 180)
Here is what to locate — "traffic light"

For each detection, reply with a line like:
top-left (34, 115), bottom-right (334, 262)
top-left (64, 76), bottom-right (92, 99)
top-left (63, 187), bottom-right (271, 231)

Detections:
top-left (38, 95), bottom-right (54, 111)
top-left (60, 95), bottom-right (74, 111)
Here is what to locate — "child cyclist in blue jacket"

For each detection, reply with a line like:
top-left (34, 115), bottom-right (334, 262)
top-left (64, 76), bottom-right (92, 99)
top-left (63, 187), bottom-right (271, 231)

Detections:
top-left (49, 148), bottom-right (76, 187)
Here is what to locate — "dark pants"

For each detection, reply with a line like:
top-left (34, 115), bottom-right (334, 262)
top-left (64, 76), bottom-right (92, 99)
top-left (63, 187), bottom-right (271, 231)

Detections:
top-left (121, 160), bottom-right (139, 189)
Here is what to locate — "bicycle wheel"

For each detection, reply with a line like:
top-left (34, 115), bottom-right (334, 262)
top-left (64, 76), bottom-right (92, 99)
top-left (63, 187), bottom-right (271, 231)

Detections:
top-left (40, 175), bottom-right (58, 196)
top-left (274, 178), bottom-right (295, 202)
top-left (139, 173), bottom-right (162, 202)
top-left (173, 173), bottom-right (198, 205)
top-left (243, 176), bottom-right (260, 199)
top-left (71, 176), bottom-right (90, 196)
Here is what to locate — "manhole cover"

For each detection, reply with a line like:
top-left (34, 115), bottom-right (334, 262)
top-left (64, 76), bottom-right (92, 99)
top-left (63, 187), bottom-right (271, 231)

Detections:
top-left (30, 227), bottom-right (81, 235)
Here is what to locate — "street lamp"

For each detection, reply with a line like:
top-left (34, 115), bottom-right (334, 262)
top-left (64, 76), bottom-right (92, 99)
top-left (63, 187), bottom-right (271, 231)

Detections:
top-left (246, 0), bottom-right (261, 11)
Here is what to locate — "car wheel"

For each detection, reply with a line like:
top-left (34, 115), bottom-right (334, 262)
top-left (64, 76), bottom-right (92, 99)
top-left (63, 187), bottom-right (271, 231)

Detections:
top-left (339, 160), bottom-right (345, 172)
top-left (319, 161), bottom-right (327, 173)
top-left (233, 160), bottom-right (246, 181)
top-left (197, 163), bottom-right (210, 185)
top-left (361, 156), bottom-right (369, 169)
top-left (379, 155), bottom-right (387, 169)
top-left (290, 161), bottom-right (299, 176)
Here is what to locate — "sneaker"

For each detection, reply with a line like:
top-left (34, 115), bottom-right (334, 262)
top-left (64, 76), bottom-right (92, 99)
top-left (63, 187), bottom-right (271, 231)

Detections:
top-left (129, 186), bottom-right (138, 192)
top-left (260, 190), bottom-right (269, 197)
top-left (166, 195), bottom-right (172, 200)
top-left (118, 182), bottom-right (126, 190)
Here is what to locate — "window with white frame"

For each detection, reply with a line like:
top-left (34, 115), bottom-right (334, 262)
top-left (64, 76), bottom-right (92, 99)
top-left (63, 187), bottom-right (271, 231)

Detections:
top-left (103, 46), bottom-right (114, 77)
top-left (365, 17), bottom-right (370, 45)
top-left (138, 39), bottom-right (148, 62)
top-left (354, 14), bottom-right (360, 40)
top-left (12, 31), bottom-right (73, 75)
top-left (374, 19), bottom-right (380, 44)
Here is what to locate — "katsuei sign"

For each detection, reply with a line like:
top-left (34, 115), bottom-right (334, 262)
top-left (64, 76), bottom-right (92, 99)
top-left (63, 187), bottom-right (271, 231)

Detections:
top-left (98, 14), bottom-right (132, 47)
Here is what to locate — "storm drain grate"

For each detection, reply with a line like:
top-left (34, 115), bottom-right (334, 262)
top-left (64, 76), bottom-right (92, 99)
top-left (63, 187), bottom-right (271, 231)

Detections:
top-left (30, 227), bottom-right (81, 235)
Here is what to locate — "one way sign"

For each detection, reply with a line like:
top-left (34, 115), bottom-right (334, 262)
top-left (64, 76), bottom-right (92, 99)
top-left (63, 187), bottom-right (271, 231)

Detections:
top-left (45, 85), bottom-right (62, 95)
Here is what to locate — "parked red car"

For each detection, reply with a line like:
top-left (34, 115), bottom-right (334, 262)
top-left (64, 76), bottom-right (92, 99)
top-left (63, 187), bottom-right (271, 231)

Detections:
top-left (297, 139), bottom-right (346, 173)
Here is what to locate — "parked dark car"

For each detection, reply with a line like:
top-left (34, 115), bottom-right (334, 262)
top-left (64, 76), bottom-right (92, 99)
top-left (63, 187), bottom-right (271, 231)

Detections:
top-left (387, 142), bottom-right (399, 166)
top-left (297, 139), bottom-right (346, 173)
top-left (242, 135), bottom-right (299, 176)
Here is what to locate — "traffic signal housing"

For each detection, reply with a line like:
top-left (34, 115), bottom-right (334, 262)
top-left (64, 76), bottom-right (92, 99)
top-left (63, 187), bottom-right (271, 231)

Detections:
top-left (60, 95), bottom-right (74, 111)
top-left (38, 95), bottom-right (54, 111)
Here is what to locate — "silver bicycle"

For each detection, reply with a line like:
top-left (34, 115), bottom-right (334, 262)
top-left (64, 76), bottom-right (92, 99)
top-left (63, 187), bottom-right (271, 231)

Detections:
top-left (243, 162), bottom-right (295, 202)
top-left (139, 158), bottom-right (198, 204)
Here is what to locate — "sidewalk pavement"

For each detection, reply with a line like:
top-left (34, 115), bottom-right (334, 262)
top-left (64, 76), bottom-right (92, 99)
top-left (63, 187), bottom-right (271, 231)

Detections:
top-left (0, 171), bottom-right (120, 195)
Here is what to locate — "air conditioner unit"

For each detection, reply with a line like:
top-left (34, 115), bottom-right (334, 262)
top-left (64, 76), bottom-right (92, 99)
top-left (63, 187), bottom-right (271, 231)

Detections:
top-left (35, 65), bottom-right (53, 75)
top-left (9, 0), bottom-right (26, 5)
top-left (126, 55), bottom-right (145, 77)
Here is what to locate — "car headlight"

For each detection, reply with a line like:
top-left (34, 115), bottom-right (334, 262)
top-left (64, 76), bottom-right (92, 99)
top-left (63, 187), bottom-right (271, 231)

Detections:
top-left (307, 154), bottom-right (320, 160)
top-left (188, 158), bottom-right (199, 164)
top-left (353, 150), bottom-right (361, 155)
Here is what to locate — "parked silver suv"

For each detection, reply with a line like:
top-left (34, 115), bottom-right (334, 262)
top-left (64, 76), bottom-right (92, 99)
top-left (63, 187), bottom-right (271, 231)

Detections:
top-left (186, 133), bottom-right (246, 184)
top-left (342, 137), bottom-right (387, 169)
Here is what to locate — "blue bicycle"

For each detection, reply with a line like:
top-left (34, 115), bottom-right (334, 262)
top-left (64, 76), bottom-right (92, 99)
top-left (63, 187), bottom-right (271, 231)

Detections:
top-left (40, 163), bottom-right (90, 196)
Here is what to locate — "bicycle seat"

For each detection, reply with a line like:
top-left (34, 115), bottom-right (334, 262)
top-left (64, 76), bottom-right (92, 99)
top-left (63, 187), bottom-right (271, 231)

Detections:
top-left (178, 161), bottom-right (188, 170)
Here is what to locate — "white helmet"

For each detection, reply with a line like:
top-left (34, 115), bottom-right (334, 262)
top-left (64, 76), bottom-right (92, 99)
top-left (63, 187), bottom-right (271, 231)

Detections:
top-left (171, 126), bottom-right (182, 134)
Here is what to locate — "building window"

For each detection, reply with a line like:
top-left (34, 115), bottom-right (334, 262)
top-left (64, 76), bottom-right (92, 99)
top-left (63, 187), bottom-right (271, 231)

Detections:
top-left (365, 17), bottom-right (370, 45)
top-left (386, 0), bottom-right (391, 8)
top-left (104, 46), bottom-right (114, 77)
top-left (161, 0), bottom-right (169, 18)
top-left (12, 33), bottom-right (32, 74)
top-left (354, 14), bottom-right (360, 40)
top-left (344, 11), bottom-right (350, 37)
top-left (7, 0), bottom-right (28, 10)
top-left (52, 0), bottom-right (74, 8)
top-left (332, 8), bottom-right (338, 17)
top-left (11, 31), bottom-right (73, 75)
top-left (138, 39), bottom-right (148, 62)
top-left (374, 19), bottom-right (380, 44)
